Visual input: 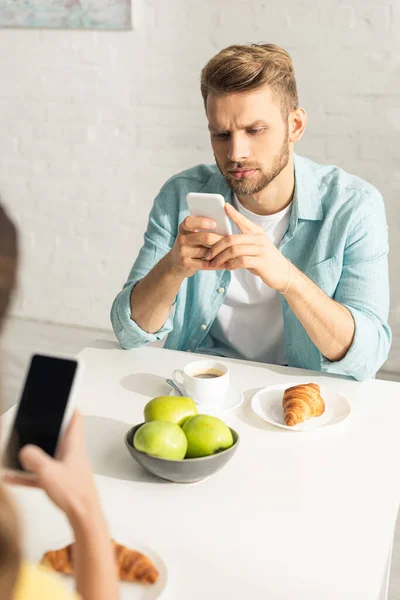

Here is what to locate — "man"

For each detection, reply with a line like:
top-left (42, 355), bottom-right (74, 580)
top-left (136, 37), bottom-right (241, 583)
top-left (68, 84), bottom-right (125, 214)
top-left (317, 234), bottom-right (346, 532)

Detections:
top-left (111, 43), bottom-right (391, 381)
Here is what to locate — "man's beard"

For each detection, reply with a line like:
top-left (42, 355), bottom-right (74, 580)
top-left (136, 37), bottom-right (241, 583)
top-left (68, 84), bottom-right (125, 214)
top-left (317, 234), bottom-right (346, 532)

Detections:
top-left (216, 136), bottom-right (290, 196)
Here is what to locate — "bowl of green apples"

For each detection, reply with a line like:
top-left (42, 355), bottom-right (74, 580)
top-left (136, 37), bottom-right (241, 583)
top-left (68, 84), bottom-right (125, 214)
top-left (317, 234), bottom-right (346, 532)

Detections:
top-left (124, 395), bottom-right (239, 483)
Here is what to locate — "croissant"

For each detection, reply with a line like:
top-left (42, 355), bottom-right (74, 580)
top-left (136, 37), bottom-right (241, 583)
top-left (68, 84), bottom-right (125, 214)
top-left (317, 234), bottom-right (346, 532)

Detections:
top-left (282, 383), bottom-right (325, 426)
top-left (40, 538), bottom-right (159, 584)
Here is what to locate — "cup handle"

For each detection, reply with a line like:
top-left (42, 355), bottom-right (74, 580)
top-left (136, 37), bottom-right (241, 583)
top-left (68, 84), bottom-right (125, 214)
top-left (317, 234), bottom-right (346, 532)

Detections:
top-left (172, 369), bottom-right (185, 387)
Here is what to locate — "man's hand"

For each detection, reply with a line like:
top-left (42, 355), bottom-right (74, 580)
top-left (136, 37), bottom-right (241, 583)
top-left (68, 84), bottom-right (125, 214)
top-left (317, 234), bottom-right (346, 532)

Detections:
top-left (167, 216), bottom-right (224, 278)
top-left (204, 203), bottom-right (290, 291)
top-left (130, 216), bottom-right (223, 334)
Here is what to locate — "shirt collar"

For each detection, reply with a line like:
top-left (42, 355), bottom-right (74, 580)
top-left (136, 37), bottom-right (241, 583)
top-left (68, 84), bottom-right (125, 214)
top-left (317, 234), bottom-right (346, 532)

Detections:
top-left (293, 153), bottom-right (323, 221)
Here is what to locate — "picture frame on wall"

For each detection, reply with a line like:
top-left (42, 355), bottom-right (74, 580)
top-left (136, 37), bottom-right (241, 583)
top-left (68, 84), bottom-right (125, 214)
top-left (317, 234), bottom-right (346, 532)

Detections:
top-left (0, 0), bottom-right (131, 30)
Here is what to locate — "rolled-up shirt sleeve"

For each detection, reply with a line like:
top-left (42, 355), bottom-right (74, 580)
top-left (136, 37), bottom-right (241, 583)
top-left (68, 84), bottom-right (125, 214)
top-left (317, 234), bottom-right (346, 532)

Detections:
top-left (320, 194), bottom-right (392, 381)
top-left (110, 189), bottom-right (177, 349)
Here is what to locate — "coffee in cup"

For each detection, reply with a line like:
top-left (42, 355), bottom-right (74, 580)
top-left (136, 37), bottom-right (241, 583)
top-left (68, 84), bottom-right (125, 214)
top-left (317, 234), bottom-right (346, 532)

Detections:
top-left (172, 360), bottom-right (229, 409)
top-left (192, 369), bottom-right (225, 379)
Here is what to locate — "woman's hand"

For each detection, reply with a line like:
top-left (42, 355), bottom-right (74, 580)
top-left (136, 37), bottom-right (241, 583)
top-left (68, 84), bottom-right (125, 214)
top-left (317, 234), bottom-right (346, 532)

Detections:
top-left (3, 411), bottom-right (100, 520)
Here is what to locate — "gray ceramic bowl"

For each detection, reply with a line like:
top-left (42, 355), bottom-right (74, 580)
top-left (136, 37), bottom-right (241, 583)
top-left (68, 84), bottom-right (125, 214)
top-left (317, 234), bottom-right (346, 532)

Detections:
top-left (124, 423), bottom-right (240, 484)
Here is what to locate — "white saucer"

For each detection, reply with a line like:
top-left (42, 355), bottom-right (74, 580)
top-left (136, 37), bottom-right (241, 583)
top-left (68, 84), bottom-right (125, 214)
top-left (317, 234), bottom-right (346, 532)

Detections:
top-left (168, 385), bottom-right (243, 415)
top-left (251, 383), bottom-right (351, 432)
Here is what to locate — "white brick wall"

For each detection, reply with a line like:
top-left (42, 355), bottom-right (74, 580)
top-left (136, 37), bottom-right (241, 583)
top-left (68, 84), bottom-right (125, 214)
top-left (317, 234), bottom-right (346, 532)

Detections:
top-left (0, 0), bottom-right (399, 375)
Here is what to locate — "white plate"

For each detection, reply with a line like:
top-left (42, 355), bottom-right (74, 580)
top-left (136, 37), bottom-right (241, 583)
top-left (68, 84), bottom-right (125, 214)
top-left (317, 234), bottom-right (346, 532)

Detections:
top-left (10, 482), bottom-right (168, 600)
top-left (41, 535), bottom-right (167, 600)
top-left (169, 385), bottom-right (243, 415)
top-left (251, 383), bottom-right (351, 432)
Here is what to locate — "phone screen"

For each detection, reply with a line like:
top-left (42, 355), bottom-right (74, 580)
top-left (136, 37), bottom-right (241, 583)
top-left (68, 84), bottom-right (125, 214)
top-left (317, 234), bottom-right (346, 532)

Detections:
top-left (4, 355), bottom-right (78, 471)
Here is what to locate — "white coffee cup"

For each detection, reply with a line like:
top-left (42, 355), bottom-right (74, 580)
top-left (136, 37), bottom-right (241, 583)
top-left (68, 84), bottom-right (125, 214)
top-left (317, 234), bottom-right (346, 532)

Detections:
top-left (172, 360), bottom-right (229, 409)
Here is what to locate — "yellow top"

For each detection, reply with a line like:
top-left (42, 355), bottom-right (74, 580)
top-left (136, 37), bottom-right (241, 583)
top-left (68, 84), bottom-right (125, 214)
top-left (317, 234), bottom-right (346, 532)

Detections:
top-left (14, 561), bottom-right (80, 600)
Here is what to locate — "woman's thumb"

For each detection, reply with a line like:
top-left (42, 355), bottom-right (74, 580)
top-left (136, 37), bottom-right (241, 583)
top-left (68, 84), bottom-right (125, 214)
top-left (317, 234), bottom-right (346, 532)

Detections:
top-left (19, 445), bottom-right (53, 476)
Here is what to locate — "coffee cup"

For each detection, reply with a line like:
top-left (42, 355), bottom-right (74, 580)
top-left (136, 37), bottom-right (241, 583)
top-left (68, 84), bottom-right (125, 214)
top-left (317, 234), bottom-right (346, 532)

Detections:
top-left (172, 360), bottom-right (229, 409)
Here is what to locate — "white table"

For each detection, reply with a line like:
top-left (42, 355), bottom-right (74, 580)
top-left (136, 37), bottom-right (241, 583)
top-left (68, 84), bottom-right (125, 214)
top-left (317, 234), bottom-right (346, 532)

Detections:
top-left (3, 340), bottom-right (400, 600)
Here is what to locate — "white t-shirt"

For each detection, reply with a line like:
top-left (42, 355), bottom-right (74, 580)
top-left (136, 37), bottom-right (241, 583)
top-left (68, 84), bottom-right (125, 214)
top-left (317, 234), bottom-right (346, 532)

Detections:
top-left (210, 195), bottom-right (292, 365)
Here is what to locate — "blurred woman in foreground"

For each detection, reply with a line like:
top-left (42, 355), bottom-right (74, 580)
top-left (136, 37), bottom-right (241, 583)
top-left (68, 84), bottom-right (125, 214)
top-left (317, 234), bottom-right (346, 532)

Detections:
top-left (0, 204), bottom-right (119, 599)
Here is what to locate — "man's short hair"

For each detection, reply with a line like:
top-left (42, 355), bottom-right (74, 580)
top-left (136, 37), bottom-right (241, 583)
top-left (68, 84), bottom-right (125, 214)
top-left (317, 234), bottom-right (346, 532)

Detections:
top-left (201, 43), bottom-right (298, 118)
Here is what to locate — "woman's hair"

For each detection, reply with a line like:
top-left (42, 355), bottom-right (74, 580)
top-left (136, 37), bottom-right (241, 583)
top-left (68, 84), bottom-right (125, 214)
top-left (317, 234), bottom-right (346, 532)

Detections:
top-left (0, 204), bottom-right (21, 598)
top-left (201, 43), bottom-right (298, 118)
top-left (0, 205), bottom-right (18, 328)
top-left (0, 490), bottom-right (20, 598)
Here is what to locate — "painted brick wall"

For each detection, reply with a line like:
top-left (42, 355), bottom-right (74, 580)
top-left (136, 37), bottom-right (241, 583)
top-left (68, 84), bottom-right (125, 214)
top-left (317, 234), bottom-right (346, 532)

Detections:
top-left (0, 0), bottom-right (398, 374)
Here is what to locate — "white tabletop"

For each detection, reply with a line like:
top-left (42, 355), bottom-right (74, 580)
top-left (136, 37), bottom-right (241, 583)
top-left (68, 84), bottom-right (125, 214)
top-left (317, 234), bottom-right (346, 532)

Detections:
top-left (3, 340), bottom-right (400, 600)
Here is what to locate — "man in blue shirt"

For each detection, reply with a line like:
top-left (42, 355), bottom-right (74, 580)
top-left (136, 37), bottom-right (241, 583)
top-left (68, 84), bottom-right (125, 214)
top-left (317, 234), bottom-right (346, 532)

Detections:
top-left (111, 43), bottom-right (391, 381)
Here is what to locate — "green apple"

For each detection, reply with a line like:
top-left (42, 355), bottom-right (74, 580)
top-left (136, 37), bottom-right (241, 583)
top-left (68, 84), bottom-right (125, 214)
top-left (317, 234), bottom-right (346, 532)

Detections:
top-left (133, 421), bottom-right (187, 460)
top-left (182, 415), bottom-right (234, 458)
top-left (144, 395), bottom-right (197, 426)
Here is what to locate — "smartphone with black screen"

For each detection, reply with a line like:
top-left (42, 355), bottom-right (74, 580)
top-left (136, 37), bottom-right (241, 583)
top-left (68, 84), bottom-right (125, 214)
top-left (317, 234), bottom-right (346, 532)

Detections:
top-left (2, 353), bottom-right (83, 480)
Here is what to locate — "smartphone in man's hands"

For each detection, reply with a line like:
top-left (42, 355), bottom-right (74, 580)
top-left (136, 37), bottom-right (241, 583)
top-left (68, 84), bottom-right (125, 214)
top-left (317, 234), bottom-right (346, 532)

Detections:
top-left (186, 192), bottom-right (233, 236)
top-left (2, 353), bottom-right (83, 480)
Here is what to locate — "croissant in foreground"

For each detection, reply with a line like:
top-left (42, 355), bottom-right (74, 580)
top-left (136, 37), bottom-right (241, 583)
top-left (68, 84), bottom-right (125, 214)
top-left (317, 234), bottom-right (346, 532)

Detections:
top-left (40, 538), bottom-right (159, 584)
top-left (282, 383), bottom-right (325, 426)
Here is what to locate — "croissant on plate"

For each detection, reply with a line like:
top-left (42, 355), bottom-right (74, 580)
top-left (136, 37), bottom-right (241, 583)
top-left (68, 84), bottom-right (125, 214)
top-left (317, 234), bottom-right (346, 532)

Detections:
top-left (282, 383), bottom-right (325, 426)
top-left (40, 538), bottom-right (159, 584)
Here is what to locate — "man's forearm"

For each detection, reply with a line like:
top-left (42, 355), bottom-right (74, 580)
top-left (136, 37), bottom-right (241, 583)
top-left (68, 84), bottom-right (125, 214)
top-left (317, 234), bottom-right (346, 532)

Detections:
top-left (284, 265), bottom-right (355, 361)
top-left (130, 253), bottom-right (185, 334)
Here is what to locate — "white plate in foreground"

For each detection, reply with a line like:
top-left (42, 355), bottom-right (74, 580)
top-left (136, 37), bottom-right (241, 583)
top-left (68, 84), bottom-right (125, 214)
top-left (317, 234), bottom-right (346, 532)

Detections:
top-left (46, 537), bottom-right (167, 600)
top-left (251, 383), bottom-right (351, 432)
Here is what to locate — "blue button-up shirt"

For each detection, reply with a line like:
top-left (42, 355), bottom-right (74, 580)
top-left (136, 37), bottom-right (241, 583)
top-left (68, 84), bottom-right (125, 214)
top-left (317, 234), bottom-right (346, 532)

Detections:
top-left (111, 154), bottom-right (391, 381)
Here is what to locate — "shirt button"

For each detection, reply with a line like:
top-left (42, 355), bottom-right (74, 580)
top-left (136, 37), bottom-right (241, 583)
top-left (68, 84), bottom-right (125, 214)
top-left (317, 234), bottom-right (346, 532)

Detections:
top-left (218, 287), bottom-right (225, 294)
top-left (200, 324), bottom-right (207, 330)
